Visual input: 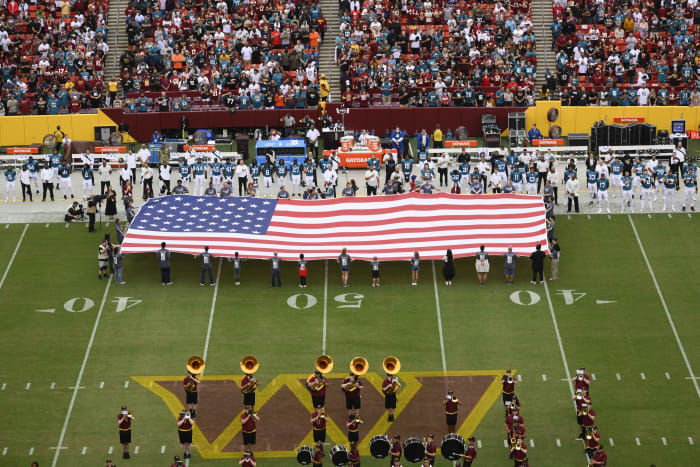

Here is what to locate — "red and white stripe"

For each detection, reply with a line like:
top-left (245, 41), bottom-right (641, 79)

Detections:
top-left (122, 193), bottom-right (549, 261)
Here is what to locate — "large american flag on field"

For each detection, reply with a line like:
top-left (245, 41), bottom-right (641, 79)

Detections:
top-left (121, 193), bottom-right (549, 260)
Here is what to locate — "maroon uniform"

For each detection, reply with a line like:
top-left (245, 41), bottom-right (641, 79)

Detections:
top-left (307, 374), bottom-right (328, 406)
top-left (118, 412), bottom-right (132, 445)
top-left (512, 444), bottom-right (528, 463)
top-left (312, 409), bottom-right (327, 443)
top-left (240, 454), bottom-right (256, 467)
top-left (389, 440), bottom-right (401, 461)
top-left (463, 444), bottom-right (477, 466)
top-left (445, 398), bottom-right (459, 427)
top-left (574, 373), bottom-right (591, 392)
top-left (501, 373), bottom-right (515, 404)
top-left (585, 432), bottom-right (601, 453)
top-left (177, 415), bottom-right (193, 444)
top-left (347, 417), bottom-right (360, 442)
top-left (510, 425), bottom-right (526, 441)
top-left (241, 412), bottom-right (257, 446)
top-left (241, 374), bottom-right (256, 407)
top-left (591, 448), bottom-right (607, 465)
top-left (580, 409), bottom-right (595, 429)
top-left (425, 441), bottom-right (436, 460)
top-left (183, 375), bottom-right (198, 405)
top-left (348, 446), bottom-right (360, 466)
top-left (312, 449), bottom-right (323, 465)
top-left (342, 376), bottom-right (362, 410)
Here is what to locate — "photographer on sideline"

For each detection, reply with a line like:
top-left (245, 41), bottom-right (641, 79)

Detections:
top-left (65, 201), bottom-right (84, 222)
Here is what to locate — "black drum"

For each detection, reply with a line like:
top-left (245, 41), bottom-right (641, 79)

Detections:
top-left (402, 437), bottom-right (426, 463)
top-left (369, 434), bottom-right (391, 458)
top-left (441, 433), bottom-right (465, 461)
top-left (297, 445), bottom-right (312, 465)
top-left (330, 445), bottom-right (348, 466)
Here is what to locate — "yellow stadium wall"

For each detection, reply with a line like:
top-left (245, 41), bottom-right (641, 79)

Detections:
top-left (526, 101), bottom-right (699, 137)
top-left (0, 111), bottom-right (123, 147)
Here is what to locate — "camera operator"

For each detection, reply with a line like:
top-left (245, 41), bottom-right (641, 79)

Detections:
top-left (65, 201), bottom-right (84, 222)
top-left (87, 194), bottom-right (103, 232)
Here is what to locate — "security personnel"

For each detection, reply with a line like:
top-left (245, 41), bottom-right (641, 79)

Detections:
top-left (241, 372), bottom-right (257, 410)
top-left (432, 124), bottom-right (444, 149)
top-left (382, 373), bottom-right (400, 421)
top-left (158, 242), bottom-right (173, 284)
top-left (310, 405), bottom-right (327, 443)
top-left (117, 405), bottom-right (134, 459)
top-left (443, 390), bottom-right (460, 433)
top-left (183, 371), bottom-right (200, 418)
top-left (177, 410), bottom-right (195, 459)
top-left (197, 246), bottom-right (215, 286)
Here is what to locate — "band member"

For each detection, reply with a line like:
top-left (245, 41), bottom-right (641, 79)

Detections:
top-left (443, 390), bottom-right (460, 432)
top-left (573, 389), bottom-right (592, 425)
top-left (348, 441), bottom-right (360, 467)
top-left (311, 405), bottom-right (327, 443)
top-left (501, 369), bottom-right (516, 408)
top-left (573, 367), bottom-right (591, 393)
top-left (578, 403), bottom-right (596, 439)
top-left (241, 409), bottom-right (259, 451)
top-left (382, 373), bottom-right (400, 422)
top-left (341, 372), bottom-right (363, 416)
top-left (239, 449), bottom-right (256, 467)
top-left (510, 439), bottom-right (528, 466)
top-left (389, 434), bottom-right (402, 465)
top-left (171, 455), bottom-right (182, 467)
top-left (458, 436), bottom-right (477, 466)
top-left (505, 408), bottom-right (525, 439)
top-left (589, 445), bottom-right (607, 466)
top-left (117, 405), bottom-right (134, 459)
top-left (307, 370), bottom-right (329, 407)
top-left (584, 426), bottom-right (601, 457)
top-left (177, 410), bottom-right (194, 459)
top-left (346, 411), bottom-right (363, 443)
top-left (183, 371), bottom-right (200, 418)
top-left (509, 421), bottom-right (526, 446)
top-left (241, 372), bottom-right (257, 410)
top-left (312, 442), bottom-right (324, 466)
top-left (424, 435), bottom-right (436, 464)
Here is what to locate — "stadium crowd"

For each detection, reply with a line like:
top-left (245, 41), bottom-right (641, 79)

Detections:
top-left (335, 0), bottom-right (539, 107)
top-left (551, 0), bottom-right (700, 106)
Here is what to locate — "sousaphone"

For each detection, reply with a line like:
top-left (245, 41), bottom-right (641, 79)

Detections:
top-left (382, 356), bottom-right (401, 375)
top-left (240, 355), bottom-right (259, 374)
top-left (315, 355), bottom-right (334, 374)
top-left (350, 357), bottom-right (369, 376)
top-left (186, 356), bottom-right (205, 375)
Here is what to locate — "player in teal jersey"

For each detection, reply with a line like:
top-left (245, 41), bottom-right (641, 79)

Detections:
top-left (277, 159), bottom-right (288, 191)
top-left (661, 168), bottom-right (678, 212)
top-left (249, 160), bottom-right (260, 189)
top-left (510, 165), bottom-right (524, 193)
top-left (639, 168), bottom-right (653, 211)
top-left (586, 168), bottom-right (598, 205)
top-left (653, 160), bottom-right (666, 201)
top-left (81, 165), bottom-right (94, 200)
top-left (4, 166), bottom-right (17, 202)
top-left (178, 159), bottom-right (191, 190)
top-left (402, 156), bottom-right (414, 184)
top-left (450, 169), bottom-right (461, 194)
top-left (192, 157), bottom-right (207, 195)
top-left (223, 160), bottom-right (235, 187)
top-left (26, 156), bottom-right (40, 193)
top-left (290, 159), bottom-right (302, 196)
top-left (620, 171), bottom-right (634, 213)
top-left (210, 158), bottom-right (223, 190)
top-left (597, 173), bottom-right (610, 213)
top-left (459, 159), bottom-right (471, 193)
top-left (58, 160), bottom-right (74, 199)
top-left (49, 150), bottom-right (62, 189)
top-left (609, 157), bottom-right (623, 196)
top-left (682, 171), bottom-right (696, 211)
top-left (525, 166), bottom-right (538, 194)
top-left (261, 160), bottom-right (275, 197)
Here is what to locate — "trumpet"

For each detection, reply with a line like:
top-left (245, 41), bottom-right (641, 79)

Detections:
top-left (510, 437), bottom-right (517, 446)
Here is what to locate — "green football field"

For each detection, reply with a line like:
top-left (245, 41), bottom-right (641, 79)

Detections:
top-left (0, 213), bottom-right (698, 467)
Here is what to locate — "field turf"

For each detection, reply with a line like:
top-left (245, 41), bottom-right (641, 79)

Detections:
top-left (0, 213), bottom-right (698, 467)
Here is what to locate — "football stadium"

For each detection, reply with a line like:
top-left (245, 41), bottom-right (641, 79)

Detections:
top-left (1, 0), bottom-right (699, 466)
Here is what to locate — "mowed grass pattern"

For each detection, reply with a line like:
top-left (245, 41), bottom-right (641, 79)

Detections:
top-left (0, 215), bottom-right (698, 466)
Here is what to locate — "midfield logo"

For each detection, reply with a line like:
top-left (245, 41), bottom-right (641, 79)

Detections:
top-left (133, 370), bottom-right (507, 458)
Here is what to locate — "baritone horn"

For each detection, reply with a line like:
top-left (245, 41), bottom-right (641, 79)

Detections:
top-left (240, 356), bottom-right (259, 374)
top-left (315, 355), bottom-right (334, 374)
top-left (383, 356), bottom-right (401, 375)
top-left (350, 357), bottom-right (369, 376)
top-left (186, 356), bottom-right (205, 375)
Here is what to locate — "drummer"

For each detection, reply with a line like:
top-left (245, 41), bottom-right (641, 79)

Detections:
top-left (458, 437), bottom-right (477, 467)
top-left (443, 390), bottom-right (461, 433)
top-left (348, 441), bottom-right (360, 467)
top-left (390, 434), bottom-right (402, 465)
top-left (312, 442), bottom-right (324, 466)
top-left (424, 435), bottom-right (436, 464)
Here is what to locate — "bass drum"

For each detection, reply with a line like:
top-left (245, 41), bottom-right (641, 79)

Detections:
top-left (297, 445), bottom-right (312, 465)
top-left (402, 437), bottom-right (426, 463)
top-left (369, 434), bottom-right (391, 458)
top-left (330, 445), bottom-right (348, 466)
top-left (441, 433), bottom-right (465, 461)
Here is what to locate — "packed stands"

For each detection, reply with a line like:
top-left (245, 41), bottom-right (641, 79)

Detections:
top-left (118, 0), bottom-right (326, 112)
top-left (551, 0), bottom-right (700, 105)
top-left (335, 0), bottom-right (537, 107)
top-left (0, 0), bottom-right (110, 115)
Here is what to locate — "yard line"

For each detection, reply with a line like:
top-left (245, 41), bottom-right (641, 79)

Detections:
top-left (616, 373), bottom-right (621, 380)
top-left (477, 440), bottom-right (482, 449)
top-left (542, 374), bottom-right (547, 382)
top-left (50, 382), bottom-right (55, 390)
top-left (99, 381), bottom-right (104, 389)
top-left (608, 438), bottom-right (614, 447)
top-left (635, 437), bottom-right (641, 446)
top-left (431, 261), bottom-right (447, 374)
top-left (641, 372), bottom-right (646, 380)
top-left (529, 439), bottom-right (535, 448)
top-left (81, 446), bottom-right (87, 455)
top-left (591, 373), bottom-right (596, 381)
top-left (29, 447), bottom-right (34, 455)
top-left (161, 445), bottom-right (166, 454)
top-left (567, 215), bottom-right (571, 220)
top-left (51, 279), bottom-right (112, 467)
top-left (65, 223), bottom-right (69, 228)
top-left (665, 372), bottom-right (670, 380)
top-left (1, 447), bottom-right (6, 455)
top-left (0, 223), bottom-right (28, 290)
top-left (517, 374), bottom-right (522, 382)
top-left (556, 438), bottom-right (561, 447)
top-left (662, 437), bottom-right (667, 446)
top-left (667, 213), bottom-right (672, 219)
top-left (628, 215), bottom-right (700, 399)
top-left (108, 446), bottom-right (113, 455)
top-left (45, 223), bottom-right (49, 228)
top-left (201, 259), bottom-right (223, 367)
top-left (647, 213), bottom-right (652, 219)
top-left (587, 215), bottom-right (591, 220)
top-left (607, 214), bottom-right (611, 220)
top-left (134, 446), bottom-right (140, 454)
top-left (1, 383), bottom-right (5, 390)
top-left (124, 380), bottom-right (129, 389)
top-left (25, 382), bottom-right (31, 390)
top-left (4, 224), bottom-right (8, 228)
top-left (503, 439), bottom-right (508, 448)
top-left (689, 213), bottom-right (692, 219)
top-left (322, 259), bottom-right (328, 355)
top-left (689, 437), bottom-right (694, 445)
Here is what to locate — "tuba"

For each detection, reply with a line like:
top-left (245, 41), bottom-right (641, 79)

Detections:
top-left (383, 356), bottom-right (401, 393)
top-left (240, 356), bottom-right (259, 374)
top-left (186, 356), bottom-right (205, 375)
top-left (315, 355), bottom-right (334, 374)
top-left (350, 357), bottom-right (369, 376)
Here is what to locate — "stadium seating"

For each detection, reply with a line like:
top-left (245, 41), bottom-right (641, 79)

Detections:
top-left (118, 0), bottom-right (326, 112)
top-left (551, 0), bottom-right (700, 105)
top-left (0, 0), bottom-right (110, 115)
top-left (334, 0), bottom-right (537, 107)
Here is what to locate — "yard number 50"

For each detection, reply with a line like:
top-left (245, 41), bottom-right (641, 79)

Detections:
top-left (287, 293), bottom-right (365, 310)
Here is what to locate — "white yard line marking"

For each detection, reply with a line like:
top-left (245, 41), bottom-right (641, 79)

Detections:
top-left (591, 373), bottom-right (597, 381)
top-left (201, 259), bottom-right (223, 368)
top-left (477, 440), bottom-right (482, 449)
top-left (50, 382), bottom-right (55, 390)
top-left (668, 213), bottom-right (672, 219)
top-left (65, 223), bottom-right (69, 228)
top-left (689, 213), bottom-right (692, 219)
top-left (81, 446), bottom-right (87, 455)
top-left (616, 373), bottom-right (621, 380)
top-left (431, 261), bottom-right (447, 373)
top-left (641, 372), bottom-right (646, 380)
top-left (689, 437), bottom-right (694, 445)
top-left (517, 374), bottom-right (522, 382)
top-left (322, 259), bottom-right (328, 355)
top-left (4, 224), bottom-right (8, 228)
top-left (662, 437), bottom-right (667, 446)
top-left (161, 445), bottom-right (166, 454)
top-left (99, 381), bottom-right (104, 389)
top-left (51, 279), bottom-right (112, 467)
top-left (587, 214), bottom-right (591, 220)
top-left (629, 215), bottom-right (700, 399)
top-left (108, 446), bottom-right (113, 455)
top-left (542, 374), bottom-right (547, 381)
top-left (608, 438), bottom-right (614, 447)
top-left (567, 215), bottom-right (571, 220)
top-left (45, 223), bottom-right (49, 228)
top-left (530, 439), bottom-right (535, 447)
top-left (1, 383), bottom-right (5, 390)
top-left (607, 214), bottom-right (612, 220)
top-left (556, 438), bottom-right (561, 447)
top-left (134, 446), bottom-right (140, 454)
top-left (29, 447), bottom-right (34, 455)
top-left (1, 447), bottom-right (6, 455)
top-left (666, 372), bottom-right (671, 380)
top-left (25, 382), bottom-right (31, 390)
top-left (503, 439), bottom-right (508, 448)
top-left (124, 380), bottom-right (129, 389)
top-left (635, 437), bottom-right (641, 446)
top-left (0, 223), bottom-right (28, 290)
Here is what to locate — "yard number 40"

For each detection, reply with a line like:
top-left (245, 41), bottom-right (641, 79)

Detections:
top-left (287, 293), bottom-right (365, 310)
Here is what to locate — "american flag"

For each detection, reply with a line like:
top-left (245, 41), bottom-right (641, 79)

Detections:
top-left (121, 193), bottom-right (549, 260)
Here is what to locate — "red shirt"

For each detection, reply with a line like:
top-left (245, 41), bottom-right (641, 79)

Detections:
top-left (445, 399), bottom-right (458, 414)
top-left (240, 456), bottom-right (256, 467)
top-left (313, 450), bottom-right (323, 463)
top-left (575, 395), bottom-right (591, 411)
top-left (513, 444), bottom-right (527, 461)
top-left (312, 410), bottom-right (326, 430)
top-left (575, 374), bottom-right (591, 392)
top-left (464, 444), bottom-right (477, 461)
top-left (178, 416), bottom-right (193, 431)
top-left (586, 432), bottom-right (601, 449)
top-left (581, 409), bottom-right (596, 427)
top-left (308, 375), bottom-right (327, 397)
top-left (426, 442), bottom-right (436, 457)
top-left (241, 413), bottom-right (256, 433)
top-left (342, 376), bottom-right (361, 399)
top-left (118, 413), bottom-right (131, 430)
top-left (501, 376), bottom-right (515, 394)
top-left (183, 376), bottom-right (198, 392)
top-left (382, 377), bottom-right (395, 394)
top-left (592, 449), bottom-right (607, 463)
top-left (390, 441), bottom-right (401, 457)
top-left (241, 375), bottom-right (255, 393)
top-left (347, 417), bottom-right (360, 432)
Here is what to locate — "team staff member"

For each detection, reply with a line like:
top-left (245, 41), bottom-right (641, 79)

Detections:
top-left (338, 248), bottom-right (352, 287)
top-left (530, 244), bottom-right (546, 284)
top-left (501, 369), bottom-right (516, 407)
top-left (177, 410), bottom-right (195, 459)
top-left (432, 124), bottom-right (444, 149)
top-left (310, 405), bottom-right (327, 443)
top-left (159, 160), bottom-right (172, 195)
top-left (241, 409), bottom-right (259, 451)
top-left (239, 449), bottom-right (256, 467)
top-left (307, 369), bottom-right (329, 406)
top-left (157, 242), bottom-right (173, 285)
top-left (20, 164), bottom-right (32, 202)
top-left (117, 405), bottom-right (134, 459)
top-left (389, 435), bottom-right (402, 464)
top-left (458, 437), bottom-right (477, 466)
top-left (241, 372), bottom-right (257, 410)
top-left (196, 246), bottom-right (215, 286)
top-left (341, 371), bottom-right (363, 415)
top-left (183, 371), bottom-right (200, 418)
top-left (346, 412), bottom-right (363, 443)
top-left (382, 372), bottom-right (400, 421)
top-left (443, 390), bottom-right (460, 433)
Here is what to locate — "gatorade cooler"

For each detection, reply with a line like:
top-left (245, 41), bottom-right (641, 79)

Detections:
top-left (340, 136), bottom-right (354, 151)
top-left (367, 135), bottom-right (381, 152)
